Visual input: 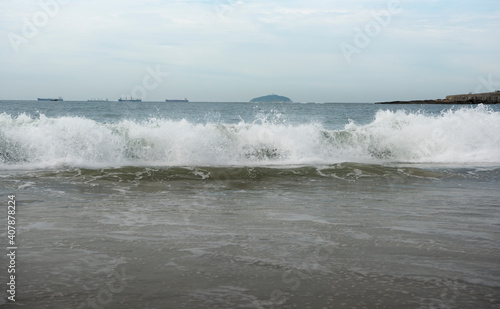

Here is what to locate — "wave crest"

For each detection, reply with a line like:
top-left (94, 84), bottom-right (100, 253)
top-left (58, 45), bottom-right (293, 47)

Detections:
top-left (1, 105), bottom-right (499, 169)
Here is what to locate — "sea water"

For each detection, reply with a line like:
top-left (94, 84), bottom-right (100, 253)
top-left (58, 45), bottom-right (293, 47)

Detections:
top-left (0, 101), bottom-right (499, 308)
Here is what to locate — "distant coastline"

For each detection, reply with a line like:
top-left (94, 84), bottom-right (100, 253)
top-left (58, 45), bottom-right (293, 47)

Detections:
top-left (377, 91), bottom-right (500, 104)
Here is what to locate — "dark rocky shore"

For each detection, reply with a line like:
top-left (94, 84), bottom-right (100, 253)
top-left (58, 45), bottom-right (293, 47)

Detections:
top-left (377, 91), bottom-right (500, 104)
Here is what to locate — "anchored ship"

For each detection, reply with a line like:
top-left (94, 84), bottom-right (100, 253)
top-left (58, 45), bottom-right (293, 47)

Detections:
top-left (118, 97), bottom-right (142, 102)
top-left (38, 97), bottom-right (63, 101)
top-left (88, 98), bottom-right (109, 102)
top-left (165, 98), bottom-right (189, 102)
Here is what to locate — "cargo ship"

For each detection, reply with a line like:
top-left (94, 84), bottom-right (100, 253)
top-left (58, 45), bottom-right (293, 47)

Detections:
top-left (118, 97), bottom-right (142, 102)
top-left (38, 97), bottom-right (63, 101)
top-left (165, 98), bottom-right (188, 102)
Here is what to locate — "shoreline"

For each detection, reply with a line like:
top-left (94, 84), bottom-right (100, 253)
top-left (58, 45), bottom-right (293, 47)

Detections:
top-left (376, 100), bottom-right (499, 104)
top-left (376, 91), bottom-right (500, 104)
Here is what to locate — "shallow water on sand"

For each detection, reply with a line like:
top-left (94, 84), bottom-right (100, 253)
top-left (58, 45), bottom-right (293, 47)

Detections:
top-left (1, 164), bottom-right (499, 308)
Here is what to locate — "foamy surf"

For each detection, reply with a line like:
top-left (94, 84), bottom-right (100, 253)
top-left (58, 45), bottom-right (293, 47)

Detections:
top-left (1, 105), bottom-right (499, 169)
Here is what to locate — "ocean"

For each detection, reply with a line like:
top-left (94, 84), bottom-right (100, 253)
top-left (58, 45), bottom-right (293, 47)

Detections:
top-left (0, 100), bottom-right (499, 308)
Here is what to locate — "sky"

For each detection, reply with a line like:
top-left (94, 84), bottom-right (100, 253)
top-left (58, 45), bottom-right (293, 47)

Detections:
top-left (1, 0), bottom-right (499, 102)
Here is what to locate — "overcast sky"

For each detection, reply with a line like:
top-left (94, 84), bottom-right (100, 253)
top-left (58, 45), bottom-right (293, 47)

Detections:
top-left (1, 0), bottom-right (499, 102)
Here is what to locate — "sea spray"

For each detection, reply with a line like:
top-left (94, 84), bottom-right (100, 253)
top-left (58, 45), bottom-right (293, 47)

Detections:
top-left (344, 105), bottom-right (500, 163)
top-left (1, 105), bottom-right (499, 169)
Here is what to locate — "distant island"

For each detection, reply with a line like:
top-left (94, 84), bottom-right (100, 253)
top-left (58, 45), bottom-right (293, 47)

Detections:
top-left (250, 94), bottom-right (293, 103)
top-left (376, 91), bottom-right (500, 104)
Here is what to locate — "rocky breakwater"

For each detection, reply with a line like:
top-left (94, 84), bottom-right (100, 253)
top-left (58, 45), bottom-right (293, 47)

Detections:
top-left (377, 91), bottom-right (500, 104)
top-left (445, 91), bottom-right (500, 104)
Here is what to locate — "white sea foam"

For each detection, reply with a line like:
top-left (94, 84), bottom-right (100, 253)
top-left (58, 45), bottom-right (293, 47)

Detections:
top-left (1, 105), bottom-right (499, 169)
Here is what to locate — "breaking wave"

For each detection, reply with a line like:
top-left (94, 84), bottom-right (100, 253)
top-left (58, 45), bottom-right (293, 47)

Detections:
top-left (1, 105), bottom-right (500, 169)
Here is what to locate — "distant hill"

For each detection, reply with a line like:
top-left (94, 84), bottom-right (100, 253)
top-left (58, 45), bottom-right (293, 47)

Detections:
top-left (250, 94), bottom-right (292, 103)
